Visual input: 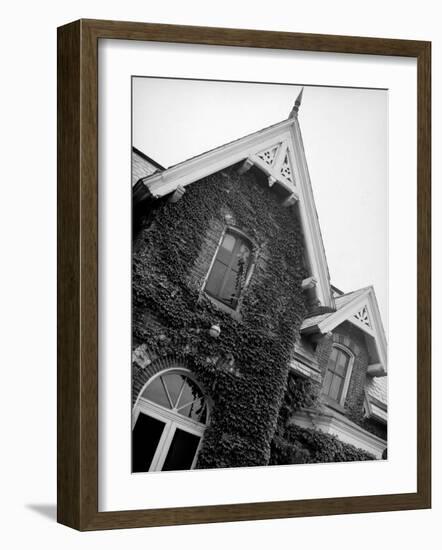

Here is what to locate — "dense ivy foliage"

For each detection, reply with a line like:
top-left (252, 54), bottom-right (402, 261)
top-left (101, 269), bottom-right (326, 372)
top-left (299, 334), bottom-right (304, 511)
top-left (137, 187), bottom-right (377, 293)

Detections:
top-left (132, 166), bottom-right (309, 468)
top-left (270, 374), bottom-right (376, 464)
top-left (272, 424), bottom-right (376, 463)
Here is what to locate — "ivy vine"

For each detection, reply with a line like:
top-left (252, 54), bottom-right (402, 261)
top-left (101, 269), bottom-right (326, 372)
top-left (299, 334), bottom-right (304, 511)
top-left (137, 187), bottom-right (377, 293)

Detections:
top-left (133, 165), bottom-right (310, 468)
top-left (132, 164), bottom-right (376, 468)
top-left (270, 373), bottom-right (376, 464)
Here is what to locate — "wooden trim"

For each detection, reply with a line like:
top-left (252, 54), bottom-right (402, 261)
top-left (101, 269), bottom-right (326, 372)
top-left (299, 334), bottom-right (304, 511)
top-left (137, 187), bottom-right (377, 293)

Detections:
top-left (57, 20), bottom-right (81, 529)
top-left (416, 39), bottom-right (432, 514)
top-left (58, 19), bottom-right (99, 531)
top-left (329, 343), bottom-right (355, 406)
top-left (132, 146), bottom-right (166, 171)
top-left (302, 287), bottom-right (388, 374)
top-left (74, 18), bottom-right (428, 56)
top-left (57, 19), bottom-right (431, 531)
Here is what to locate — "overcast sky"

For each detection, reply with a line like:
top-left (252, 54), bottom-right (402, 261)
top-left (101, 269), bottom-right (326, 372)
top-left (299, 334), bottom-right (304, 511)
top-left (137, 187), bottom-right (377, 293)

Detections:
top-left (133, 78), bottom-right (388, 332)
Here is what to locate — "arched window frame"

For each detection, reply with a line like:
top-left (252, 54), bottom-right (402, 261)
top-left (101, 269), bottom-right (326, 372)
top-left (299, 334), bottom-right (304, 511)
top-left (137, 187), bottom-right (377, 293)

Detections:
top-left (322, 344), bottom-right (354, 407)
top-left (132, 367), bottom-right (210, 472)
top-left (201, 226), bottom-right (257, 314)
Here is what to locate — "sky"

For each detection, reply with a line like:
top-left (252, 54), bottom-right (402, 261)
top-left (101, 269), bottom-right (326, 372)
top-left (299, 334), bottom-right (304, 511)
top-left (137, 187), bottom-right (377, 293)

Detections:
top-left (133, 77), bottom-right (388, 332)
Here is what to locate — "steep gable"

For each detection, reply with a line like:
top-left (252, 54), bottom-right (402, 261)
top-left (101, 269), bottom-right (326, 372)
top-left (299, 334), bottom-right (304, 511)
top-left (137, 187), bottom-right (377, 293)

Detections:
top-left (301, 286), bottom-right (387, 376)
top-left (134, 94), bottom-right (334, 310)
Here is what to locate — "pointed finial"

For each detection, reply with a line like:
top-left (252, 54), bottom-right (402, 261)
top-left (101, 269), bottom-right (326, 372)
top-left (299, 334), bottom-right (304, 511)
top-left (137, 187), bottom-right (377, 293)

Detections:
top-left (289, 87), bottom-right (304, 118)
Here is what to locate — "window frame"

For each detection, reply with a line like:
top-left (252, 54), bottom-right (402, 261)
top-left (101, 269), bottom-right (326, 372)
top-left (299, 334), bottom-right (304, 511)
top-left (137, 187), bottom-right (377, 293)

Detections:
top-left (132, 368), bottom-right (209, 472)
top-left (322, 343), bottom-right (354, 407)
top-left (202, 226), bottom-right (256, 313)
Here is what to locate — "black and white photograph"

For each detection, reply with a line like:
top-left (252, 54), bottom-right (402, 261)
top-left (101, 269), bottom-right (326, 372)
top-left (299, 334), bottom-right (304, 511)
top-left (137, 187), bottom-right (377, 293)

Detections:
top-left (131, 77), bottom-right (388, 473)
top-left (1, 0), bottom-right (436, 543)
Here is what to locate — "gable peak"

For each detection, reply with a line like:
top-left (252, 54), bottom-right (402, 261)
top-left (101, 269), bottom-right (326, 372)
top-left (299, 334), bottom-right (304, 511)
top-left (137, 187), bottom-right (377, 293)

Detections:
top-left (289, 87), bottom-right (304, 118)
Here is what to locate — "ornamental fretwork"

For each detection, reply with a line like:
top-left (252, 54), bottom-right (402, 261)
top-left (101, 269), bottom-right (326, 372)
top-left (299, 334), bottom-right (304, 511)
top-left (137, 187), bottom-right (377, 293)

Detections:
top-left (252, 143), bottom-right (296, 191)
top-left (280, 154), bottom-right (293, 183)
top-left (353, 306), bottom-right (371, 328)
top-left (257, 145), bottom-right (279, 167)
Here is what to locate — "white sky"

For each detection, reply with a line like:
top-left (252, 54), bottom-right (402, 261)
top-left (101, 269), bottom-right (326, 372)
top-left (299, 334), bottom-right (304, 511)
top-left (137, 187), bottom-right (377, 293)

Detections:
top-left (133, 78), bottom-right (388, 332)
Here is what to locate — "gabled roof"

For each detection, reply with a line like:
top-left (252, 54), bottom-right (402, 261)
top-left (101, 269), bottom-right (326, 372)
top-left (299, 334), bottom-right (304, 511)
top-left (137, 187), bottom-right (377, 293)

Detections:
top-left (366, 375), bottom-right (387, 405)
top-left (132, 146), bottom-right (165, 172)
top-left (135, 100), bottom-right (334, 309)
top-left (301, 286), bottom-right (388, 376)
top-left (364, 376), bottom-right (388, 422)
top-left (301, 288), bottom-right (368, 330)
top-left (132, 147), bottom-right (165, 187)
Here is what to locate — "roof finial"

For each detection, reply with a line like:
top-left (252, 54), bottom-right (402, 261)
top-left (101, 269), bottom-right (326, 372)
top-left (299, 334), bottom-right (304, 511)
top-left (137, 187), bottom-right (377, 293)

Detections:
top-left (289, 87), bottom-right (304, 118)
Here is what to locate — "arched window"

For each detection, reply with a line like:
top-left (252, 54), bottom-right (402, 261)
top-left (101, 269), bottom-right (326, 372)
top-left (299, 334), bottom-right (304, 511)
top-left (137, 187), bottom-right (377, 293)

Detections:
top-left (323, 345), bottom-right (353, 405)
top-left (204, 229), bottom-right (253, 309)
top-left (132, 369), bottom-right (209, 473)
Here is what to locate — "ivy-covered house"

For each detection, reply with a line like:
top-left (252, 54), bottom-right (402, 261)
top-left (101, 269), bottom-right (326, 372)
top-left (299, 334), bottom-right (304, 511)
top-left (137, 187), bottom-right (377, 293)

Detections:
top-left (131, 91), bottom-right (388, 473)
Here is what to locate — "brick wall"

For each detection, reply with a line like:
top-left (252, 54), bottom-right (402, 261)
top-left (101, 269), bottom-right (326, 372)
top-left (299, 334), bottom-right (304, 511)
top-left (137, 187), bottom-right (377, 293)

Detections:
top-left (332, 322), bottom-right (370, 416)
top-left (315, 321), bottom-right (370, 422)
top-left (315, 332), bottom-right (335, 377)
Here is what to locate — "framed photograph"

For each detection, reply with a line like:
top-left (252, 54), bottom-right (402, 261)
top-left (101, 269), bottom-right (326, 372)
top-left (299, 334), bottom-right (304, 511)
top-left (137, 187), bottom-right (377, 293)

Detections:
top-left (57, 19), bottom-right (431, 530)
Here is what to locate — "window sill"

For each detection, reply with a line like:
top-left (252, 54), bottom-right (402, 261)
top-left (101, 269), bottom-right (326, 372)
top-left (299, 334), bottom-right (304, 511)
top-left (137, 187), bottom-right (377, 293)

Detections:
top-left (322, 396), bottom-right (347, 415)
top-left (200, 292), bottom-right (242, 321)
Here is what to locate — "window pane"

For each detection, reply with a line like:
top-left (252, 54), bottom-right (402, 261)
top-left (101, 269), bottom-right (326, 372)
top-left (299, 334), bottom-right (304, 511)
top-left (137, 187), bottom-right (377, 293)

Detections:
top-left (219, 268), bottom-right (241, 306)
top-left (132, 413), bottom-right (165, 472)
top-left (205, 232), bottom-right (252, 307)
top-left (327, 347), bottom-right (349, 376)
top-left (334, 364), bottom-right (344, 377)
top-left (216, 234), bottom-right (236, 264)
top-left (227, 242), bottom-right (251, 276)
top-left (176, 377), bottom-right (203, 410)
top-left (199, 404), bottom-right (208, 424)
top-left (329, 346), bottom-right (338, 363)
top-left (178, 397), bottom-right (205, 422)
top-left (204, 260), bottom-right (228, 298)
top-left (162, 373), bottom-right (186, 408)
top-left (221, 233), bottom-right (236, 251)
top-left (161, 429), bottom-right (201, 471)
top-left (235, 243), bottom-right (251, 271)
top-left (323, 370), bottom-right (333, 395)
top-left (328, 374), bottom-right (343, 401)
top-left (334, 352), bottom-right (348, 376)
top-left (142, 376), bottom-right (171, 409)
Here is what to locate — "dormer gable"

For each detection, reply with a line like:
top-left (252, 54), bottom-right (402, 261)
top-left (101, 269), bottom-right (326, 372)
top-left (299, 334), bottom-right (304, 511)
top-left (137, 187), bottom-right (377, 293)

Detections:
top-left (301, 286), bottom-right (387, 376)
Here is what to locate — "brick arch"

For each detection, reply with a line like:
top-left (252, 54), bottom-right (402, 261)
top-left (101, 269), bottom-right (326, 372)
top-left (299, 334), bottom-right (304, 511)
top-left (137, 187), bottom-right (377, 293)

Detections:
top-left (332, 331), bottom-right (361, 359)
top-left (132, 355), bottom-right (192, 406)
top-left (331, 324), bottom-right (370, 367)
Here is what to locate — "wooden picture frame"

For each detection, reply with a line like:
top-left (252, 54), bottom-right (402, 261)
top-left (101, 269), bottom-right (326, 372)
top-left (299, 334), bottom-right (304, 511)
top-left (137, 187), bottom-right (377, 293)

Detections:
top-left (57, 19), bottom-right (431, 531)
